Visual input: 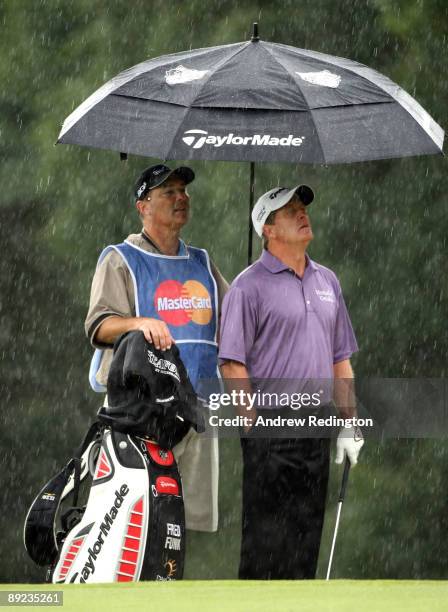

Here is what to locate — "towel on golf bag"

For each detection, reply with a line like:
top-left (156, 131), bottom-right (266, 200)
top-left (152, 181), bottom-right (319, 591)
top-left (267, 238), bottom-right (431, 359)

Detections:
top-left (24, 426), bottom-right (186, 583)
top-left (99, 331), bottom-right (205, 449)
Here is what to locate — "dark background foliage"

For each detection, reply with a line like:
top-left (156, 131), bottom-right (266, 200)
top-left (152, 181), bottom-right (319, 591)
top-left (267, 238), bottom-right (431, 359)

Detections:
top-left (0, 0), bottom-right (446, 581)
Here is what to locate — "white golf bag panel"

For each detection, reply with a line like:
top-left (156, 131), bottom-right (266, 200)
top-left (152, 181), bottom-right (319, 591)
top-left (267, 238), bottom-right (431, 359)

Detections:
top-left (52, 428), bottom-right (185, 583)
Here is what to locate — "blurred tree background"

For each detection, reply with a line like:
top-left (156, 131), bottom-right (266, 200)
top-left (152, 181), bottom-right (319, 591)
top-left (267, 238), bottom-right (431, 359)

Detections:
top-left (0, 0), bottom-right (447, 582)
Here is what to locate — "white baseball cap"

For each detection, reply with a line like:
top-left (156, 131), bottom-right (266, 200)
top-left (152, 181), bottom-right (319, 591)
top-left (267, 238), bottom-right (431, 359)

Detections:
top-left (251, 185), bottom-right (314, 237)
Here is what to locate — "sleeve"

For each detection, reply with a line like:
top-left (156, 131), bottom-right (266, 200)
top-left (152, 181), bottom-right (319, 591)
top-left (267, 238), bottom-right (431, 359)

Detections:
top-left (333, 287), bottom-right (359, 364)
top-left (84, 250), bottom-right (136, 349)
top-left (218, 285), bottom-right (257, 366)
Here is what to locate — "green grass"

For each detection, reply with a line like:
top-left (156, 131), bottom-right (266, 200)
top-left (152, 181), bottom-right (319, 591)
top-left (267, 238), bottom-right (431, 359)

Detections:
top-left (1, 581), bottom-right (447, 612)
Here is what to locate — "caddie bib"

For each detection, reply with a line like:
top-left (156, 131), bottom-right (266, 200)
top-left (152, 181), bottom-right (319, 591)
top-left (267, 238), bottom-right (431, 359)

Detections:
top-left (89, 240), bottom-right (219, 396)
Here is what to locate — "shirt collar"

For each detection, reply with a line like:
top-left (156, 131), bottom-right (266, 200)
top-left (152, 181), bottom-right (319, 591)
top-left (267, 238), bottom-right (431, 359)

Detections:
top-left (306, 255), bottom-right (319, 273)
top-left (178, 239), bottom-right (187, 256)
top-left (141, 231), bottom-right (187, 256)
top-left (260, 249), bottom-right (318, 274)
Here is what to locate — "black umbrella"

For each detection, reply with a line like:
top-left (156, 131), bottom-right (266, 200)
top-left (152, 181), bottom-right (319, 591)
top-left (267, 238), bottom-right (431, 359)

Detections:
top-left (58, 24), bottom-right (444, 261)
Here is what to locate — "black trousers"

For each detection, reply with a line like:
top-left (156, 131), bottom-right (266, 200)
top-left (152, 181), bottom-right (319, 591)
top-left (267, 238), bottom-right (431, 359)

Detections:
top-left (239, 436), bottom-right (330, 580)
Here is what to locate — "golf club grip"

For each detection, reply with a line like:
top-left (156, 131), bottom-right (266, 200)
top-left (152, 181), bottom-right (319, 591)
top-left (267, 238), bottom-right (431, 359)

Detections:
top-left (338, 457), bottom-right (351, 502)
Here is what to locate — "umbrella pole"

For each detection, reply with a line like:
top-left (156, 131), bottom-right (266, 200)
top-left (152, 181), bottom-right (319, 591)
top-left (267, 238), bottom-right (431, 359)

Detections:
top-left (248, 162), bottom-right (255, 265)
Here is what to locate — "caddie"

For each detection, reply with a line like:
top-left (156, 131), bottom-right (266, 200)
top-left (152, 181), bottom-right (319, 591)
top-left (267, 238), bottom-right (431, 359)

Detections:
top-left (219, 183), bottom-right (364, 579)
top-left (85, 163), bottom-right (228, 533)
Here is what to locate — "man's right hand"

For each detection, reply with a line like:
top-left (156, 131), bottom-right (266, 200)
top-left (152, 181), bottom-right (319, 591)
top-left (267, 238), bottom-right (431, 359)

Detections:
top-left (135, 317), bottom-right (174, 350)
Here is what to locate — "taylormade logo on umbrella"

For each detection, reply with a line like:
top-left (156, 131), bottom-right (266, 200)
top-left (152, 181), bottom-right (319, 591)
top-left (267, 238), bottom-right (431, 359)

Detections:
top-left (182, 130), bottom-right (305, 149)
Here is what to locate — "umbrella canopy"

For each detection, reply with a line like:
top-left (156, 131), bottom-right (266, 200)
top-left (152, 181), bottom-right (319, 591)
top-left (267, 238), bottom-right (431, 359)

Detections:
top-left (58, 30), bottom-right (444, 164)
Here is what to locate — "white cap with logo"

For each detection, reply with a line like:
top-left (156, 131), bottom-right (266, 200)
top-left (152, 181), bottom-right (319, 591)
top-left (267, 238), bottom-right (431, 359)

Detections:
top-left (251, 185), bottom-right (315, 237)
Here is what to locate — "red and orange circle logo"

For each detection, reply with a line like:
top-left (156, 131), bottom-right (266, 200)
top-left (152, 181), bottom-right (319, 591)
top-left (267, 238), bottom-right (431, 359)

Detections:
top-left (154, 280), bottom-right (212, 326)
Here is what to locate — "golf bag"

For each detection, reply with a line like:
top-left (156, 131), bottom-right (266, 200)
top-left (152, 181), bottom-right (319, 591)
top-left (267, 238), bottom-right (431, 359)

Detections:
top-left (24, 423), bottom-right (185, 583)
top-left (24, 332), bottom-right (206, 582)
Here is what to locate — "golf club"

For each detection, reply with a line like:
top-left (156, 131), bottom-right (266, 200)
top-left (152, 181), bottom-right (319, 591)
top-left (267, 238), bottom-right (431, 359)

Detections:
top-left (326, 456), bottom-right (351, 580)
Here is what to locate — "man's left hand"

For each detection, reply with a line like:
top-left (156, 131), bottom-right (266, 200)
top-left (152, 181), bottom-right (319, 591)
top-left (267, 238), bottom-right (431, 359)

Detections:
top-left (335, 425), bottom-right (364, 466)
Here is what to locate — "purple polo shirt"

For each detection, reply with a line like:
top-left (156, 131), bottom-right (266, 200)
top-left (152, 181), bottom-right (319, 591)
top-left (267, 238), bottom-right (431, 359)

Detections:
top-left (218, 250), bottom-right (358, 382)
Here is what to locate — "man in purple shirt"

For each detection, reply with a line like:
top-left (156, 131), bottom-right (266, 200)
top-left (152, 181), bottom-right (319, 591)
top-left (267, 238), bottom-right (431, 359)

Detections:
top-left (219, 184), bottom-right (363, 580)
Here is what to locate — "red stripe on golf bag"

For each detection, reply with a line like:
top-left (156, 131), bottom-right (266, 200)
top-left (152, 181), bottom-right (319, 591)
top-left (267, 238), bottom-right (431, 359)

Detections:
top-left (116, 496), bottom-right (145, 582)
top-left (93, 449), bottom-right (113, 481)
top-left (56, 535), bottom-right (87, 581)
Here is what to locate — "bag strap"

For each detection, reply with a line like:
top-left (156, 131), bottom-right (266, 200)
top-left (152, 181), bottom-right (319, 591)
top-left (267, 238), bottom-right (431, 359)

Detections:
top-left (71, 420), bottom-right (103, 506)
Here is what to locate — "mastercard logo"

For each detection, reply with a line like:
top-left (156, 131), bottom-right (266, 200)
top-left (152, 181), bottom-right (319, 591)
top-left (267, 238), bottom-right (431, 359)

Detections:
top-left (154, 280), bottom-right (213, 326)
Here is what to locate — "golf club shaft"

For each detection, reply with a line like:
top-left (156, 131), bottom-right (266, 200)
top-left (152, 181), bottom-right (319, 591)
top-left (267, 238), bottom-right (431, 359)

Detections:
top-left (326, 457), bottom-right (351, 580)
